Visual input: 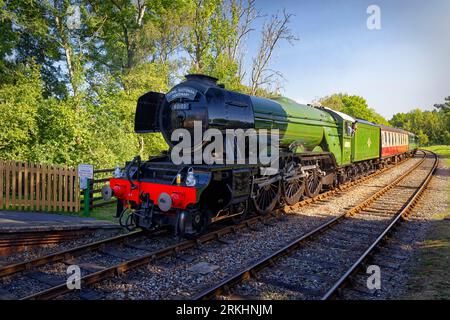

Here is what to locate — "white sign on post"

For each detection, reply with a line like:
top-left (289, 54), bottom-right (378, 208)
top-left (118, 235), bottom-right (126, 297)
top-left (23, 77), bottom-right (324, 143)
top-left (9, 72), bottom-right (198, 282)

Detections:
top-left (78, 164), bottom-right (94, 179)
top-left (78, 164), bottom-right (94, 190)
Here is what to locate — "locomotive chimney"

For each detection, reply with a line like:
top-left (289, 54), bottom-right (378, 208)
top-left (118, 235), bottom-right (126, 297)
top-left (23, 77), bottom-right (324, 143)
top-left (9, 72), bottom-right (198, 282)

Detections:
top-left (185, 74), bottom-right (219, 86)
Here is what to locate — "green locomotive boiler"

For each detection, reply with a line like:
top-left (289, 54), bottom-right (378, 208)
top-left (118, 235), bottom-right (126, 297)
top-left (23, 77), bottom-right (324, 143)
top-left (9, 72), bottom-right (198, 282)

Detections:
top-left (108, 74), bottom-right (417, 236)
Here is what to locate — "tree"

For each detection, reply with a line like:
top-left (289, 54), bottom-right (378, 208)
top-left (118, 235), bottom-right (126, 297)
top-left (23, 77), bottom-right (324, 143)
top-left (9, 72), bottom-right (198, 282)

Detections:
top-left (319, 93), bottom-right (389, 125)
top-left (318, 94), bottom-right (344, 112)
top-left (390, 105), bottom-right (450, 145)
top-left (417, 130), bottom-right (429, 146)
top-left (250, 9), bottom-right (298, 95)
top-left (434, 96), bottom-right (450, 115)
top-left (184, 0), bottom-right (217, 73)
top-left (150, 1), bottom-right (191, 64)
top-left (227, 0), bottom-right (261, 81)
top-left (0, 0), bottom-right (68, 97)
top-left (0, 1), bottom-right (306, 168)
top-left (0, 61), bottom-right (41, 161)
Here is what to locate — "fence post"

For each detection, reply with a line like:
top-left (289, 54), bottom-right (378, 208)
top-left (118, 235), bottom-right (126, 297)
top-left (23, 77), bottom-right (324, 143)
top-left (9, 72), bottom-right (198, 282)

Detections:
top-left (83, 178), bottom-right (91, 216)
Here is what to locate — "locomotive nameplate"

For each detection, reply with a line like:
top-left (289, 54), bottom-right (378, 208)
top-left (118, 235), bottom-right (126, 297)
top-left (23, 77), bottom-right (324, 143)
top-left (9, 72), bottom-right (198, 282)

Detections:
top-left (166, 87), bottom-right (198, 102)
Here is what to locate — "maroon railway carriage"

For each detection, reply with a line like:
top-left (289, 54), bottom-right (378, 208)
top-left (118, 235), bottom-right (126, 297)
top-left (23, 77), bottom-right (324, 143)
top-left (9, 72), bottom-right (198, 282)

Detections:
top-left (380, 125), bottom-right (409, 158)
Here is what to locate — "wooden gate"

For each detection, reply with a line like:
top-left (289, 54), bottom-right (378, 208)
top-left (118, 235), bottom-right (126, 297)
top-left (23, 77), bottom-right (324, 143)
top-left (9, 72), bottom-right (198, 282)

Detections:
top-left (0, 160), bottom-right (80, 212)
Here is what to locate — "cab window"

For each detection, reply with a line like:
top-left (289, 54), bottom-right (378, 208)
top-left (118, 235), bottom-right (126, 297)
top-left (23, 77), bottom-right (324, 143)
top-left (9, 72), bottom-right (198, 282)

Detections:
top-left (345, 121), bottom-right (353, 136)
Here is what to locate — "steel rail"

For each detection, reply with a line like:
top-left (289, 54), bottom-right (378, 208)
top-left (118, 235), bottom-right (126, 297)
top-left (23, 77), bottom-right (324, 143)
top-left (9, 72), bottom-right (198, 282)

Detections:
top-left (321, 150), bottom-right (438, 300)
top-left (9, 153), bottom-right (415, 300)
top-left (0, 230), bottom-right (146, 278)
top-left (1, 152), bottom-right (409, 279)
top-left (0, 229), bottom-right (100, 256)
top-left (21, 215), bottom-right (273, 300)
top-left (192, 151), bottom-right (429, 300)
top-left (283, 156), bottom-right (412, 213)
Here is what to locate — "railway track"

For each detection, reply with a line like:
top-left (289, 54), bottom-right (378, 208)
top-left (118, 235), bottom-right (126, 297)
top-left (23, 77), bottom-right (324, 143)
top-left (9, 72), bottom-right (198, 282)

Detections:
top-left (6, 215), bottom-right (279, 300)
top-left (0, 153), bottom-right (416, 300)
top-left (0, 229), bottom-right (102, 256)
top-left (192, 150), bottom-right (437, 300)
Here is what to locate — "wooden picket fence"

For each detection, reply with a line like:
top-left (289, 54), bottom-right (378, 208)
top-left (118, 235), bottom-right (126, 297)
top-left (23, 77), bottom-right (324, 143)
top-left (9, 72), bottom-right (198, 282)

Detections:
top-left (0, 160), bottom-right (80, 212)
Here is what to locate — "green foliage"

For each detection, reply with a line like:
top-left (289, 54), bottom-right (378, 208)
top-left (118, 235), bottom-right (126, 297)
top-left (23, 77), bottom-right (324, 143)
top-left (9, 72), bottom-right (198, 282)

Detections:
top-left (0, 61), bottom-right (40, 160)
top-left (320, 94), bottom-right (450, 146)
top-left (0, 0), bottom-right (74, 97)
top-left (434, 96), bottom-right (450, 115)
top-left (5, 1), bottom-right (445, 173)
top-left (0, 60), bottom-right (169, 168)
top-left (0, 0), bottom-right (280, 170)
top-left (417, 130), bottom-right (429, 146)
top-left (390, 107), bottom-right (450, 146)
top-left (184, 0), bottom-right (248, 92)
top-left (319, 93), bottom-right (389, 125)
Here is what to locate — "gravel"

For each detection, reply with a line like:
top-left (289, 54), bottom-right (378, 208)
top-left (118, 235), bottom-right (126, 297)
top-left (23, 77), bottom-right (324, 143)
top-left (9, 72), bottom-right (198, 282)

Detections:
top-left (73, 156), bottom-right (428, 300)
top-left (0, 232), bottom-right (179, 298)
top-left (0, 228), bottom-right (123, 266)
top-left (339, 154), bottom-right (449, 299)
top-left (2, 154), bottom-right (441, 300)
top-left (228, 154), bottom-right (438, 300)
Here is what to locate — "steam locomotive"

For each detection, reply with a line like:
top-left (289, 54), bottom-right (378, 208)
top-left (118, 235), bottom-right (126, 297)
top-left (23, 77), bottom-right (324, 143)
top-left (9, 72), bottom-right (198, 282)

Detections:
top-left (104, 74), bottom-right (418, 236)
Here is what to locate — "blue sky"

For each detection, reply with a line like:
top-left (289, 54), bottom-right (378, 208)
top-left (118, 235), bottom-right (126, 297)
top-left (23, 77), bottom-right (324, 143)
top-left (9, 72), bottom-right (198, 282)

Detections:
top-left (244, 0), bottom-right (450, 119)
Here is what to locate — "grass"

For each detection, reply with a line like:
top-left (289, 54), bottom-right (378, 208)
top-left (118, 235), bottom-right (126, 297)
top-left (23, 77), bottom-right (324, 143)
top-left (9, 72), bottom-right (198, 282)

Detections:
top-left (402, 145), bottom-right (449, 299)
top-left (403, 212), bottom-right (450, 299)
top-left (73, 203), bottom-right (118, 223)
top-left (422, 145), bottom-right (450, 166)
top-left (422, 144), bottom-right (450, 204)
